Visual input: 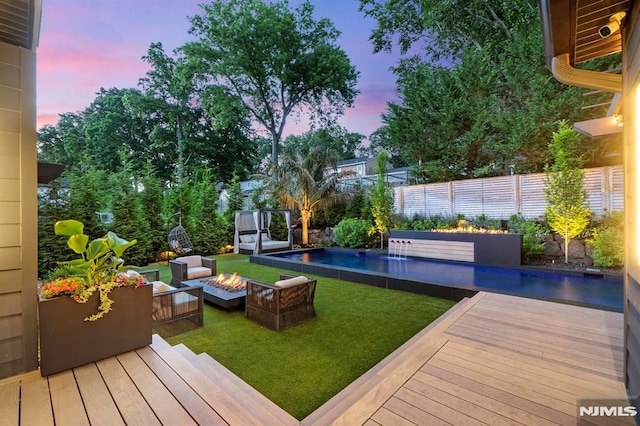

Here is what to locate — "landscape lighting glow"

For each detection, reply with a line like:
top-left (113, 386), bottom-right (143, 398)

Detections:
top-left (637, 84), bottom-right (640, 263)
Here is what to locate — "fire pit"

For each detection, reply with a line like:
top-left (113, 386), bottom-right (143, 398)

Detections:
top-left (201, 273), bottom-right (246, 293)
top-left (181, 273), bottom-right (247, 310)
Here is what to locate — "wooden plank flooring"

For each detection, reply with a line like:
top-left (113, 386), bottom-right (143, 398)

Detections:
top-left (304, 292), bottom-right (632, 426)
top-left (0, 292), bottom-right (631, 425)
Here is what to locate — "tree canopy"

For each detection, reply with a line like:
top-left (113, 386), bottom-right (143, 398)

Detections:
top-left (182, 0), bottom-right (360, 164)
top-left (360, 0), bottom-right (622, 181)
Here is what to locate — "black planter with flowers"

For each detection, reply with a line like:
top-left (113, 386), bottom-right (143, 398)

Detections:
top-left (38, 284), bottom-right (152, 376)
top-left (38, 219), bottom-right (153, 376)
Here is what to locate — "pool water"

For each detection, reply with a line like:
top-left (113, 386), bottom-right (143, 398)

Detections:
top-left (270, 249), bottom-right (623, 311)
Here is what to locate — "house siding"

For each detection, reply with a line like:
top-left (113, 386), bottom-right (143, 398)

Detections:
top-left (624, 1), bottom-right (640, 406)
top-left (0, 40), bottom-right (38, 378)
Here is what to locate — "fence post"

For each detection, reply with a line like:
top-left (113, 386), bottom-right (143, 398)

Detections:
top-left (603, 166), bottom-right (611, 213)
top-left (514, 175), bottom-right (521, 214)
top-left (448, 181), bottom-right (454, 215)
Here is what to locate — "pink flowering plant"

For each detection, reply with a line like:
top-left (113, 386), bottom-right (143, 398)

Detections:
top-left (39, 219), bottom-right (144, 321)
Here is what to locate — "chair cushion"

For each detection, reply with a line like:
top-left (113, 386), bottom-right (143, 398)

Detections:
top-left (187, 267), bottom-right (212, 279)
top-left (152, 281), bottom-right (175, 293)
top-left (177, 255), bottom-right (203, 268)
top-left (274, 276), bottom-right (309, 288)
top-left (240, 234), bottom-right (256, 243)
top-left (174, 293), bottom-right (199, 315)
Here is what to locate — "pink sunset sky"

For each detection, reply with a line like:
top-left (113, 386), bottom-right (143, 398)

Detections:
top-left (37, 0), bottom-right (404, 139)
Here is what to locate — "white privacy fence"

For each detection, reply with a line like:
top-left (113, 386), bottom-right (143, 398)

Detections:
top-left (394, 165), bottom-right (624, 219)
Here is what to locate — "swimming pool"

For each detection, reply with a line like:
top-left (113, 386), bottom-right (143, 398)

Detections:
top-left (251, 248), bottom-right (623, 312)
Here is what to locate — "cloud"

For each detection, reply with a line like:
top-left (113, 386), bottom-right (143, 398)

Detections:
top-left (36, 0), bottom-right (400, 139)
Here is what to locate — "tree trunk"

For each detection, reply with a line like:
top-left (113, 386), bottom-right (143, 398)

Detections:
top-left (564, 235), bottom-right (569, 263)
top-left (301, 210), bottom-right (311, 246)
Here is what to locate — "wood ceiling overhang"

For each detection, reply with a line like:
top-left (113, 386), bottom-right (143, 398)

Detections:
top-left (0, 0), bottom-right (39, 50)
top-left (540, 0), bottom-right (632, 68)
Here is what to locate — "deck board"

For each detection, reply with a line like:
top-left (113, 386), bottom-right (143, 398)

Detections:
top-left (116, 351), bottom-right (197, 426)
top-left (0, 380), bottom-right (19, 425)
top-left (135, 346), bottom-right (227, 425)
top-left (19, 375), bottom-right (54, 426)
top-left (48, 370), bottom-right (90, 426)
top-left (95, 357), bottom-right (161, 425)
top-left (73, 363), bottom-right (125, 426)
top-left (6, 291), bottom-right (633, 425)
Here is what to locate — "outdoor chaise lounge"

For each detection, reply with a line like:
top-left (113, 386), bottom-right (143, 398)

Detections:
top-left (169, 255), bottom-right (216, 287)
top-left (234, 210), bottom-right (293, 254)
top-left (245, 274), bottom-right (317, 331)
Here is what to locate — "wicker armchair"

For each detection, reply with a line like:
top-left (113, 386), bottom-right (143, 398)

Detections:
top-left (140, 270), bottom-right (204, 328)
top-left (169, 255), bottom-right (216, 287)
top-left (245, 274), bottom-right (317, 331)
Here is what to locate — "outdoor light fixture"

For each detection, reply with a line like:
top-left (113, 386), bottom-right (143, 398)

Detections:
top-left (612, 114), bottom-right (624, 127)
top-left (599, 12), bottom-right (626, 38)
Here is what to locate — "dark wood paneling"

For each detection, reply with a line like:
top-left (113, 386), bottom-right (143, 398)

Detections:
top-left (0, 314), bottom-right (21, 340)
top-left (0, 336), bottom-right (22, 362)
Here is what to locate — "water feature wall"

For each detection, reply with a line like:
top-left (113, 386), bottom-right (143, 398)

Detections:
top-left (390, 230), bottom-right (522, 266)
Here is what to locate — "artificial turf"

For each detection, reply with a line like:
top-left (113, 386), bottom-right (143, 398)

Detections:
top-left (154, 254), bottom-right (455, 420)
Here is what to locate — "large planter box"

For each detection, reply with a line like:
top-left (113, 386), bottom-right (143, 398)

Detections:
top-left (38, 284), bottom-right (152, 376)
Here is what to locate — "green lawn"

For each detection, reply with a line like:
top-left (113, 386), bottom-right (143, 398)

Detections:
top-left (152, 254), bottom-right (455, 420)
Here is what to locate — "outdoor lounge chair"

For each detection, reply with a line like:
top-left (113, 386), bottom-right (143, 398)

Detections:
top-left (138, 269), bottom-right (204, 328)
top-left (245, 274), bottom-right (317, 331)
top-left (169, 255), bottom-right (216, 287)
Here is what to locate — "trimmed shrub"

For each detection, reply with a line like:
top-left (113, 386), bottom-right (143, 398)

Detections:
top-left (507, 214), bottom-right (545, 259)
top-left (411, 214), bottom-right (462, 231)
top-left (469, 214), bottom-right (501, 230)
top-left (589, 226), bottom-right (624, 268)
top-left (333, 218), bottom-right (374, 248)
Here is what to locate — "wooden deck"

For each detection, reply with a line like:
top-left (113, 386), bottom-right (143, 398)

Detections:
top-left (303, 292), bottom-right (631, 426)
top-left (0, 292), bottom-right (631, 425)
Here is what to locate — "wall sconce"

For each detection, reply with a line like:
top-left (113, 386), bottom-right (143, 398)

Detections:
top-left (612, 114), bottom-right (624, 127)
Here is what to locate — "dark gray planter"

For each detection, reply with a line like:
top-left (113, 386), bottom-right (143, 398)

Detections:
top-left (390, 230), bottom-right (523, 266)
top-left (38, 284), bottom-right (152, 376)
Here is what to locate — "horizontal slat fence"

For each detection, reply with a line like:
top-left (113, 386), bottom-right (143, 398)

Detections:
top-left (394, 165), bottom-right (623, 219)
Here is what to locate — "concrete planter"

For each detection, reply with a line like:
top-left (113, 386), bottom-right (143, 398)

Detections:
top-left (38, 284), bottom-right (152, 376)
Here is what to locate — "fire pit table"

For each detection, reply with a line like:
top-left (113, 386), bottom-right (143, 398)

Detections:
top-left (180, 274), bottom-right (246, 310)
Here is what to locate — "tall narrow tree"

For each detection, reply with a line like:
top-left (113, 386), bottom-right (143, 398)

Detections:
top-left (544, 121), bottom-right (591, 263)
top-left (369, 151), bottom-right (395, 248)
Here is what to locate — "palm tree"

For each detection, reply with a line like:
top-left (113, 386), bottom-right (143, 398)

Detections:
top-left (260, 145), bottom-right (354, 245)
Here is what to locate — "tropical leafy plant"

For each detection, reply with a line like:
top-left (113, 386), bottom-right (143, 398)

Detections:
top-left (40, 219), bottom-right (143, 321)
top-left (258, 145), bottom-right (354, 245)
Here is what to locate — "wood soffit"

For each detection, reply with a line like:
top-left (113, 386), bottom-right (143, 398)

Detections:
top-left (541, 0), bottom-right (632, 66)
top-left (0, 0), bottom-right (35, 49)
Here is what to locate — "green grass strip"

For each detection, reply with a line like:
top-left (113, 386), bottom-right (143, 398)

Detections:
top-left (155, 254), bottom-right (455, 420)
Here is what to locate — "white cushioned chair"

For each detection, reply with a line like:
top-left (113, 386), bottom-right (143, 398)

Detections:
top-left (169, 255), bottom-right (216, 287)
top-left (130, 270), bottom-right (204, 328)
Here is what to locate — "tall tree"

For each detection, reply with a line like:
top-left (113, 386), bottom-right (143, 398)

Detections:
top-left (360, 0), bottom-right (620, 176)
top-left (283, 126), bottom-right (366, 161)
top-left (182, 0), bottom-right (359, 164)
top-left (369, 151), bottom-right (395, 248)
top-left (139, 42), bottom-right (198, 185)
top-left (260, 145), bottom-right (353, 245)
top-left (544, 121), bottom-right (591, 263)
